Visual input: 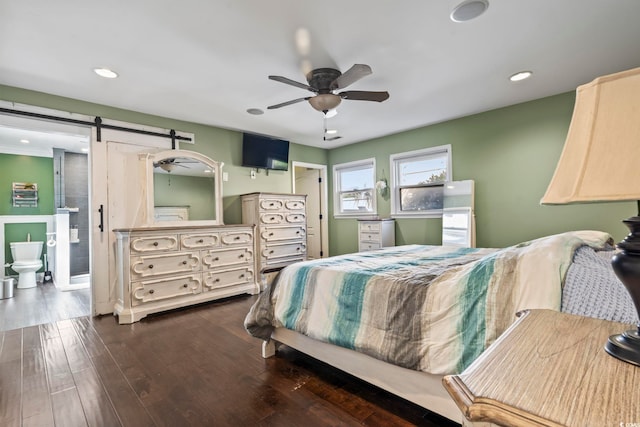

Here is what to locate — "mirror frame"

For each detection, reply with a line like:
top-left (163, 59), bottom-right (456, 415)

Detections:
top-left (141, 149), bottom-right (224, 226)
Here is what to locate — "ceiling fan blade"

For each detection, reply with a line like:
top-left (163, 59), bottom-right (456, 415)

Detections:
top-left (267, 97), bottom-right (311, 110)
top-left (339, 90), bottom-right (389, 102)
top-left (331, 64), bottom-right (372, 89)
top-left (268, 75), bottom-right (316, 92)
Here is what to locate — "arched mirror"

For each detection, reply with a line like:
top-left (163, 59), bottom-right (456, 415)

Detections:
top-left (141, 149), bottom-right (223, 226)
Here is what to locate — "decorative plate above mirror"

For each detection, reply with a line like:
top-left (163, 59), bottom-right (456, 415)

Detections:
top-left (140, 149), bottom-right (224, 226)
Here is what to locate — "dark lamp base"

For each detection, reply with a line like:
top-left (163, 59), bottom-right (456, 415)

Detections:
top-left (605, 329), bottom-right (640, 366)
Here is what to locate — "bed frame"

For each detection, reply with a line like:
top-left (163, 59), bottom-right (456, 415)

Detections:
top-left (262, 327), bottom-right (462, 423)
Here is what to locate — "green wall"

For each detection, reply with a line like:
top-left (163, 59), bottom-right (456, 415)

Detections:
top-left (2, 85), bottom-right (634, 258)
top-left (328, 92), bottom-right (634, 254)
top-left (0, 153), bottom-right (54, 265)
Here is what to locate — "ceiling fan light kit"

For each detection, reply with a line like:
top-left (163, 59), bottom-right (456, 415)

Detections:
top-left (308, 94), bottom-right (342, 112)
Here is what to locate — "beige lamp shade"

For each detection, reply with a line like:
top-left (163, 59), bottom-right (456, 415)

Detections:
top-left (541, 67), bottom-right (640, 204)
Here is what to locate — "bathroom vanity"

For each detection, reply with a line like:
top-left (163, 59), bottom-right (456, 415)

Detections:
top-left (113, 149), bottom-right (260, 324)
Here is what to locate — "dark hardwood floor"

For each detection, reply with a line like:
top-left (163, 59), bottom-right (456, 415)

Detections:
top-left (0, 281), bottom-right (90, 332)
top-left (0, 294), bottom-right (460, 427)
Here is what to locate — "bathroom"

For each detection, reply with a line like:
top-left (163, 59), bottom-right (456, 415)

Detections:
top-left (0, 122), bottom-right (91, 330)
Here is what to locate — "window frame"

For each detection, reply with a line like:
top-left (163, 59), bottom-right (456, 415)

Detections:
top-left (333, 157), bottom-right (377, 218)
top-left (389, 145), bottom-right (452, 218)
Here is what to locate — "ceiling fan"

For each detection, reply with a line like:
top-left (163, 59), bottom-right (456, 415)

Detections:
top-left (267, 64), bottom-right (389, 113)
top-left (153, 158), bottom-right (194, 172)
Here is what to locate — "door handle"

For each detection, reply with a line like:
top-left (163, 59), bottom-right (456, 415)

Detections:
top-left (98, 204), bottom-right (104, 232)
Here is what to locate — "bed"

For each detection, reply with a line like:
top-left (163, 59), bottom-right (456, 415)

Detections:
top-left (244, 230), bottom-right (635, 422)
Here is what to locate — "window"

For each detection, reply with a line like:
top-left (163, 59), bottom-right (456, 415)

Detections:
top-left (390, 145), bottom-right (451, 217)
top-left (333, 158), bottom-right (376, 217)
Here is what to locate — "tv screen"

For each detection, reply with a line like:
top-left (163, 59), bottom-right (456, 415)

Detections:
top-left (242, 133), bottom-right (289, 171)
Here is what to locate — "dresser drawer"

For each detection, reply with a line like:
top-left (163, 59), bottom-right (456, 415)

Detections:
top-left (203, 266), bottom-right (254, 290)
top-left (220, 230), bottom-right (253, 246)
top-left (360, 232), bottom-right (381, 243)
top-left (261, 226), bottom-right (305, 242)
top-left (284, 212), bottom-right (305, 224)
top-left (259, 199), bottom-right (284, 211)
top-left (181, 233), bottom-right (219, 249)
top-left (359, 242), bottom-right (382, 251)
top-left (130, 235), bottom-right (178, 253)
top-left (131, 252), bottom-right (200, 279)
top-left (202, 247), bottom-right (253, 270)
top-left (259, 212), bottom-right (285, 225)
top-left (262, 242), bottom-right (306, 261)
top-left (284, 199), bottom-right (305, 211)
top-left (359, 222), bottom-right (381, 233)
top-left (131, 274), bottom-right (201, 306)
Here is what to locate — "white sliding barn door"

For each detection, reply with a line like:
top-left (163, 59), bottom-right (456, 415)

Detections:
top-left (90, 129), bottom-right (172, 315)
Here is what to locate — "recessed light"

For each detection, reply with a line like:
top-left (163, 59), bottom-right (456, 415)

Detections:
top-left (450, 0), bottom-right (489, 23)
top-left (510, 71), bottom-right (533, 82)
top-left (325, 129), bottom-right (338, 135)
top-left (20, 139), bottom-right (29, 144)
top-left (247, 108), bottom-right (264, 115)
top-left (93, 68), bottom-right (118, 79)
top-left (81, 148), bottom-right (89, 153)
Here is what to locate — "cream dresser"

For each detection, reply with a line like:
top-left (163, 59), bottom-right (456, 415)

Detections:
top-left (113, 224), bottom-right (259, 324)
top-left (358, 219), bottom-right (395, 251)
top-left (241, 193), bottom-right (307, 279)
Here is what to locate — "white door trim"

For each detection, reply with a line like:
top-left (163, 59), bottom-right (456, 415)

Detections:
top-left (292, 161), bottom-right (329, 258)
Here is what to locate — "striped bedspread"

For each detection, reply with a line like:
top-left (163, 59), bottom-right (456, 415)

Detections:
top-left (245, 231), bottom-right (613, 375)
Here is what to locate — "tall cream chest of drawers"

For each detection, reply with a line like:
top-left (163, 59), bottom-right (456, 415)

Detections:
top-left (241, 193), bottom-right (307, 279)
top-left (113, 224), bottom-right (259, 324)
top-left (358, 219), bottom-right (395, 251)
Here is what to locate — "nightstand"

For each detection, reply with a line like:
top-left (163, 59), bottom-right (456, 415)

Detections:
top-left (443, 310), bottom-right (640, 427)
top-left (358, 219), bottom-right (395, 251)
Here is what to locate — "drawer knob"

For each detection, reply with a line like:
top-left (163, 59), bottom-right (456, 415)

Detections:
top-left (153, 241), bottom-right (159, 246)
top-left (182, 260), bottom-right (187, 265)
top-left (269, 250), bottom-right (274, 254)
top-left (235, 236), bottom-right (240, 240)
top-left (214, 278), bottom-right (220, 283)
top-left (183, 284), bottom-right (188, 288)
top-left (148, 264), bottom-right (154, 269)
top-left (214, 257), bottom-right (219, 261)
top-left (270, 217), bottom-right (275, 221)
top-left (269, 232), bottom-right (274, 236)
top-left (197, 239), bottom-right (204, 243)
top-left (239, 254), bottom-right (244, 258)
top-left (149, 289), bottom-right (155, 294)
top-left (296, 231), bottom-right (300, 234)
top-left (239, 274), bottom-right (245, 278)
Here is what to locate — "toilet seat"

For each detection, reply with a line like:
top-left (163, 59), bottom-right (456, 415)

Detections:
top-left (12, 261), bottom-right (43, 269)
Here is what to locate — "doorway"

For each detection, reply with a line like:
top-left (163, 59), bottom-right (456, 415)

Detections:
top-left (292, 161), bottom-right (329, 259)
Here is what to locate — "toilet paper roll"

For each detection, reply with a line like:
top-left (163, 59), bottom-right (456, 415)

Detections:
top-left (47, 238), bottom-right (57, 247)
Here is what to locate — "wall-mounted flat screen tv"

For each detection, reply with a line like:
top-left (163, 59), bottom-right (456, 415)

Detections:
top-left (242, 132), bottom-right (290, 171)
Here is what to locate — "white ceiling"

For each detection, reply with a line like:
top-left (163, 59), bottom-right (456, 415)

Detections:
top-left (1, 0), bottom-right (640, 150)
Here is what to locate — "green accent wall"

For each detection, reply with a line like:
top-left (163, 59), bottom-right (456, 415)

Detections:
top-left (327, 92), bottom-right (634, 254)
top-left (0, 153), bottom-right (53, 266)
top-left (1, 85), bottom-right (633, 259)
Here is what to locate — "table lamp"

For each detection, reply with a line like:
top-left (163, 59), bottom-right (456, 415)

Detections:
top-left (541, 67), bottom-right (640, 366)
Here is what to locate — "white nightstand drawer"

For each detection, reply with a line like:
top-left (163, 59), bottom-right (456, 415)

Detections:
top-left (203, 267), bottom-right (254, 290)
top-left (181, 233), bottom-right (219, 249)
top-left (359, 242), bottom-right (382, 251)
top-left (202, 247), bottom-right (253, 270)
top-left (359, 222), bottom-right (381, 233)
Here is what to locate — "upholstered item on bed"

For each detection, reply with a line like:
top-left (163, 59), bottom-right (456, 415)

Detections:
top-left (562, 245), bottom-right (639, 324)
top-left (246, 230), bottom-right (613, 375)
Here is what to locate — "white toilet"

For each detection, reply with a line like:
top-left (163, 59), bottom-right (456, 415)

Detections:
top-left (10, 241), bottom-right (44, 289)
